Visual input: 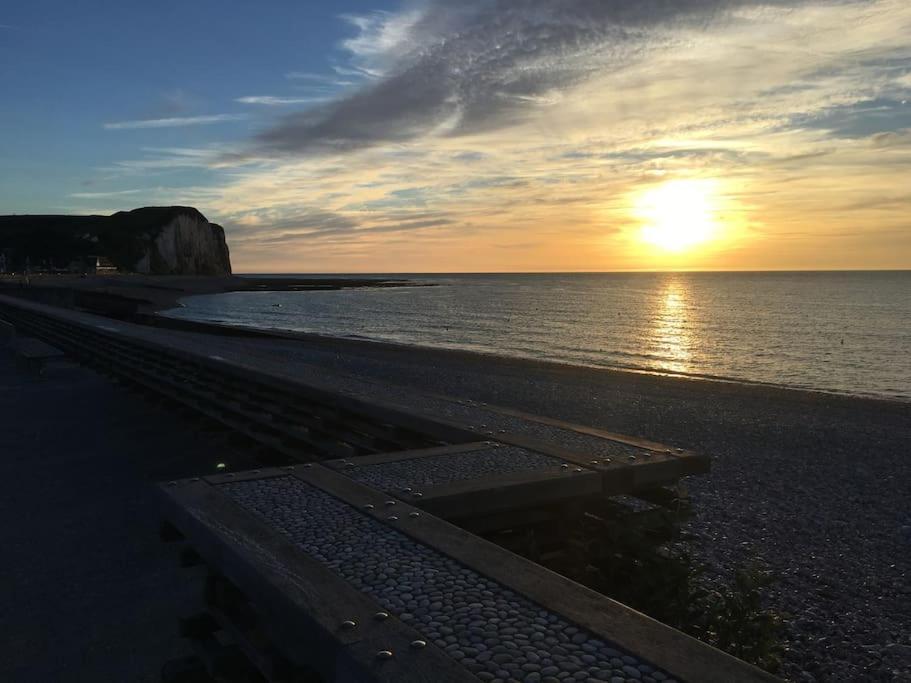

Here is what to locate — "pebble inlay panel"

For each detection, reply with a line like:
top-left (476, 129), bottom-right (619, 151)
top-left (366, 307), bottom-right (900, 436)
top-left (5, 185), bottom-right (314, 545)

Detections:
top-left (221, 476), bottom-right (675, 683)
top-left (342, 446), bottom-right (560, 492)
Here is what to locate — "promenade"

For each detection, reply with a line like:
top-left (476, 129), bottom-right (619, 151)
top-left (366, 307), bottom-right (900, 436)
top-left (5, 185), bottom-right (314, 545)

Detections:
top-left (0, 348), bottom-right (259, 681)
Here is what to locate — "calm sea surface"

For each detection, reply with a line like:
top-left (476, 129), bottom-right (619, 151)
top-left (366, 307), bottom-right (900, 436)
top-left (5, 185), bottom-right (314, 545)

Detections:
top-left (165, 272), bottom-right (911, 401)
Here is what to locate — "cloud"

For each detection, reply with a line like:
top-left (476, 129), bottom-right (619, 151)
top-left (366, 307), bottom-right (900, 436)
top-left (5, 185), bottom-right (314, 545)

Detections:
top-left (101, 0), bottom-right (905, 271)
top-left (871, 128), bottom-right (911, 147)
top-left (236, 96), bottom-right (329, 106)
top-left (222, 205), bottom-right (459, 248)
top-left (103, 114), bottom-right (246, 130)
top-left (69, 189), bottom-right (144, 199)
top-left (249, 0), bottom-right (830, 157)
top-left (285, 71), bottom-right (338, 82)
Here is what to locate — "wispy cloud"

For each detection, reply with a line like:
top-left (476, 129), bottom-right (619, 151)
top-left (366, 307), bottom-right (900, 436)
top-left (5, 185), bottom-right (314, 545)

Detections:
top-left (250, 0), bottom-right (840, 157)
top-left (103, 114), bottom-right (246, 130)
top-left (236, 95), bottom-right (329, 106)
top-left (69, 189), bottom-right (144, 199)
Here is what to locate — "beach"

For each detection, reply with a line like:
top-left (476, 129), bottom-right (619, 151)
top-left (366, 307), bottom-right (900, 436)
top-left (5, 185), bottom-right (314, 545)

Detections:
top-left (139, 319), bottom-right (911, 681)
top-left (0, 273), bottom-right (423, 315)
top-left (1, 292), bottom-right (908, 681)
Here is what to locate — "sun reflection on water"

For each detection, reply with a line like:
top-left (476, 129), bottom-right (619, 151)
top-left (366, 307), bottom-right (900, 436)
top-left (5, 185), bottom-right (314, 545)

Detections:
top-left (651, 279), bottom-right (692, 374)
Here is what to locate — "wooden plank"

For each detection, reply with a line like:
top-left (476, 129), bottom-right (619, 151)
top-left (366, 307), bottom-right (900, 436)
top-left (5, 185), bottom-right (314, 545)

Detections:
top-left (324, 442), bottom-right (493, 469)
top-left (436, 395), bottom-right (693, 454)
top-left (415, 466), bottom-right (601, 520)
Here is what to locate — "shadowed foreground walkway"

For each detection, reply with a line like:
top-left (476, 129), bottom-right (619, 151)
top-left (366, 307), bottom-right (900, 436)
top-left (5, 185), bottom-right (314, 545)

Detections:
top-left (0, 351), bottom-right (256, 681)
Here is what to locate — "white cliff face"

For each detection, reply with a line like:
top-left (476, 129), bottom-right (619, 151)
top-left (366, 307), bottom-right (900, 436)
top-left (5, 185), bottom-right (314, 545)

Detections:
top-left (132, 213), bottom-right (231, 275)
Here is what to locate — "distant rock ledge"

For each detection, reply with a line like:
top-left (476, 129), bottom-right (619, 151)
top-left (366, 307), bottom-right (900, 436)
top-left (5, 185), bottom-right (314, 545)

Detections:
top-left (0, 206), bottom-right (232, 276)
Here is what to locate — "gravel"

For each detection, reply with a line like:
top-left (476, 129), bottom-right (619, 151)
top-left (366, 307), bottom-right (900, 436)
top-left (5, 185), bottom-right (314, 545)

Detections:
top-left (193, 335), bottom-right (909, 683)
top-left (222, 475), bottom-right (677, 683)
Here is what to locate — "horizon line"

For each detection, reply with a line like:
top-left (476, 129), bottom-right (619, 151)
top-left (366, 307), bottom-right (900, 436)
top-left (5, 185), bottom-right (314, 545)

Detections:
top-left (235, 268), bottom-right (911, 275)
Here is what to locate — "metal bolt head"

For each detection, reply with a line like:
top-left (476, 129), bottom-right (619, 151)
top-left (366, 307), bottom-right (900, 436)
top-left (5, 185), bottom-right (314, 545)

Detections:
top-left (385, 500), bottom-right (396, 506)
top-left (628, 455), bottom-right (637, 461)
top-left (340, 620), bottom-right (357, 630)
top-left (409, 511), bottom-right (421, 518)
top-left (676, 447), bottom-right (684, 453)
top-left (574, 467), bottom-right (583, 473)
top-left (561, 463), bottom-right (569, 469)
top-left (410, 640), bottom-right (427, 649)
top-left (376, 650), bottom-right (394, 660)
top-left (168, 481), bottom-right (177, 487)
top-left (389, 515), bottom-right (399, 521)
top-left (403, 487), bottom-right (413, 493)
top-left (363, 504), bottom-right (375, 510)
top-left (590, 460), bottom-right (599, 465)
top-left (374, 611), bottom-right (389, 621)
top-left (412, 492), bottom-right (423, 498)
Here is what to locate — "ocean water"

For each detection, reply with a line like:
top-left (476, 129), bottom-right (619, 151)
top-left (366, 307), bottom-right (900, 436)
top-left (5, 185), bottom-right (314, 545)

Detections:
top-left (164, 272), bottom-right (911, 401)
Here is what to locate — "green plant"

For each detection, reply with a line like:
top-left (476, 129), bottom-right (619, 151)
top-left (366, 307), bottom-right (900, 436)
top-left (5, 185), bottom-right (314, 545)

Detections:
top-left (514, 501), bottom-right (785, 674)
top-left (688, 567), bottom-right (784, 673)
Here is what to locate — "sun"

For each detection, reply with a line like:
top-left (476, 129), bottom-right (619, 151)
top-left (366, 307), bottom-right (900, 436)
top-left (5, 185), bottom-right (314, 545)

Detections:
top-left (634, 179), bottom-right (722, 252)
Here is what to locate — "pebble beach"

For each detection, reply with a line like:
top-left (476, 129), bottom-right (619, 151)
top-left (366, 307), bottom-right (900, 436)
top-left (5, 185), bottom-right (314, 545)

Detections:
top-left (185, 327), bottom-right (909, 682)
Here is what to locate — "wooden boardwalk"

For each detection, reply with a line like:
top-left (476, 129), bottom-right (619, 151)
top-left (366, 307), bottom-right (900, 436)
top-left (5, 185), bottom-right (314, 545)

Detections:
top-left (160, 465), bottom-right (777, 683)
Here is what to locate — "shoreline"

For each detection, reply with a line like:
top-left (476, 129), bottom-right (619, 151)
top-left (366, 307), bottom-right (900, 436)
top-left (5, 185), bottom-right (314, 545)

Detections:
top-left (0, 273), bottom-right (429, 315)
top-left (152, 306), bottom-right (911, 409)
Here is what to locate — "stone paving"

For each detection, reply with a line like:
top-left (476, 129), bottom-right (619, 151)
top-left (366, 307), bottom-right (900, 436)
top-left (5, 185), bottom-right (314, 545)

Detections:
top-left (223, 475), bottom-right (676, 683)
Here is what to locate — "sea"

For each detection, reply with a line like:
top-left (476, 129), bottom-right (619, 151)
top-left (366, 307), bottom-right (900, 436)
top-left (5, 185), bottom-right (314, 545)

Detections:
top-left (163, 271), bottom-right (911, 401)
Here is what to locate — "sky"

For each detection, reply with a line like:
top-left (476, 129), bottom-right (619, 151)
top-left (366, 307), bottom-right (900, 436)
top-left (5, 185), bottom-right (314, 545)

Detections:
top-left (1, 0), bottom-right (910, 272)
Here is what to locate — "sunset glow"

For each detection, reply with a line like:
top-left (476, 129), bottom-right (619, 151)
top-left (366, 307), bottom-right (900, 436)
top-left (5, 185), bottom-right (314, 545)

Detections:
top-left (636, 180), bottom-right (722, 253)
top-left (2, 0), bottom-right (910, 271)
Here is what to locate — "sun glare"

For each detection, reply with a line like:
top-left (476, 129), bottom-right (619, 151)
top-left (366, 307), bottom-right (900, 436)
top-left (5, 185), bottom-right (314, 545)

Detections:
top-left (635, 179), bottom-right (722, 252)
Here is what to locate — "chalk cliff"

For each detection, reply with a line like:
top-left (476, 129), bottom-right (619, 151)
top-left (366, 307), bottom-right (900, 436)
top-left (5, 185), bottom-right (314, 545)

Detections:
top-left (0, 207), bottom-right (232, 275)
